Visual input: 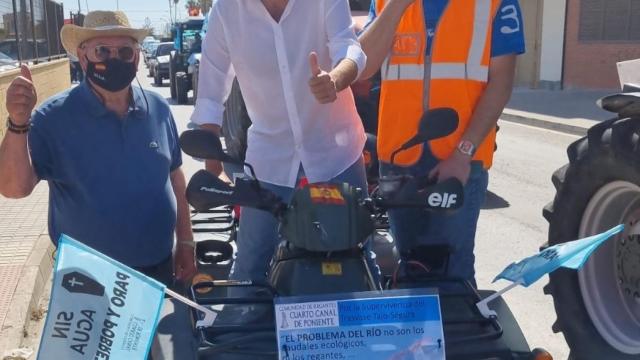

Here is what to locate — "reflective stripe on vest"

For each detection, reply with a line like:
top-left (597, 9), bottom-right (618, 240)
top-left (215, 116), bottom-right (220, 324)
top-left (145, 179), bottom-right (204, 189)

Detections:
top-left (382, 62), bottom-right (489, 82)
top-left (381, 0), bottom-right (493, 83)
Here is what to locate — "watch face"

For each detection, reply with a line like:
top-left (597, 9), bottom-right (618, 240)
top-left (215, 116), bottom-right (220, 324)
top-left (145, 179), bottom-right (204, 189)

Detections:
top-left (460, 141), bottom-right (474, 154)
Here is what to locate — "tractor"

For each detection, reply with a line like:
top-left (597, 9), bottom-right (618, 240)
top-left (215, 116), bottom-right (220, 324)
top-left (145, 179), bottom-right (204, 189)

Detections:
top-left (543, 59), bottom-right (640, 359)
top-left (169, 17), bottom-right (204, 105)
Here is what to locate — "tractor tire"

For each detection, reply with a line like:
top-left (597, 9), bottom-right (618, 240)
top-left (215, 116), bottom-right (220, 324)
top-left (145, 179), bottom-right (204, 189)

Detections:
top-left (176, 72), bottom-right (189, 105)
top-left (543, 116), bottom-right (640, 359)
top-left (169, 56), bottom-right (177, 100)
top-left (154, 71), bottom-right (162, 86)
top-left (221, 78), bottom-right (251, 163)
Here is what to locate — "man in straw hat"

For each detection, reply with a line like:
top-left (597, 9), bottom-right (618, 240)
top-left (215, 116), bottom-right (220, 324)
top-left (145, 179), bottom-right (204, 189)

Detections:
top-left (0, 11), bottom-right (196, 286)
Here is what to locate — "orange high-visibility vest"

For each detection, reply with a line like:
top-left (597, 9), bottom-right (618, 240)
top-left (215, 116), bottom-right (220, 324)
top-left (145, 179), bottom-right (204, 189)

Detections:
top-left (376, 0), bottom-right (501, 169)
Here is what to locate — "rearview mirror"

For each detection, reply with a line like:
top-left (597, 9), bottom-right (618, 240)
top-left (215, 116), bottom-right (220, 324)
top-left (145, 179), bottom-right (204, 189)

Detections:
top-left (391, 108), bottom-right (459, 165)
top-left (416, 108), bottom-right (459, 142)
top-left (179, 129), bottom-right (238, 164)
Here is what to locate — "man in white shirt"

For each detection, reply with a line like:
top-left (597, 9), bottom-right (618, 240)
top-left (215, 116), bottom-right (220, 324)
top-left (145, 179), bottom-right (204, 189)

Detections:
top-left (191, 0), bottom-right (369, 285)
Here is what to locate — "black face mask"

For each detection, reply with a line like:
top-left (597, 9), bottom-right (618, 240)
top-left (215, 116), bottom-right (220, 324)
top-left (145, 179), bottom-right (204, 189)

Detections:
top-left (85, 57), bottom-right (137, 92)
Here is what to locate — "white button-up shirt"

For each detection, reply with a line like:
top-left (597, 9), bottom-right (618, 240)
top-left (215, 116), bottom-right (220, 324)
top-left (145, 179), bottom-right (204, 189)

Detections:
top-left (191, 0), bottom-right (367, 187)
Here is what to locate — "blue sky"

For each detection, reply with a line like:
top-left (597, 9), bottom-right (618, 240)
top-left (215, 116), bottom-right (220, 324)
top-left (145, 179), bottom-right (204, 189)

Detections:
top-left (57, 0), bottom-right (194, 34)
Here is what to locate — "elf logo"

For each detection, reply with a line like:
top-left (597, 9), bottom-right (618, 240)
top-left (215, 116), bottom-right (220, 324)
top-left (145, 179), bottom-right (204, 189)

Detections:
top-left (427, 192), bottom-right (458, 208)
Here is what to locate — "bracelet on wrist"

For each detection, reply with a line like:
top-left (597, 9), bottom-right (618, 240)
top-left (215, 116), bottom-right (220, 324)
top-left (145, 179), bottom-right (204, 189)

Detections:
top-left (6, 117), bottom-right (31, 134)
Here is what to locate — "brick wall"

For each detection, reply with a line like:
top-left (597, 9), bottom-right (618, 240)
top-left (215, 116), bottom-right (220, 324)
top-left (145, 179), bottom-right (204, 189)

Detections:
top-left (0, 59), bottom-right (70, 138)
top-left (563, 0), bottom-right (640, 89)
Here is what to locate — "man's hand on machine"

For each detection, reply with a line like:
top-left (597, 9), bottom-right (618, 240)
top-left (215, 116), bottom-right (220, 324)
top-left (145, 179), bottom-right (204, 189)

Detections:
top-left (429, 151), bottom-right (472, 185)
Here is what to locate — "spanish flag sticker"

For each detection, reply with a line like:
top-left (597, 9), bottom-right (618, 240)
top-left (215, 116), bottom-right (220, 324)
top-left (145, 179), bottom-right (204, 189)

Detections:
top-left (309, 184), bottom-right (345, 205)
top-left (321, 262), bottom-right (343, 276)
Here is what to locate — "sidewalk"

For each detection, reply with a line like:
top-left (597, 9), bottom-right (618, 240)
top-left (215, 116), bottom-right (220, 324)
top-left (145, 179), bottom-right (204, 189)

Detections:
top-left (0, 183), bottom-right (53, 356)
top-left (501, 88), bottom-right (615, 135)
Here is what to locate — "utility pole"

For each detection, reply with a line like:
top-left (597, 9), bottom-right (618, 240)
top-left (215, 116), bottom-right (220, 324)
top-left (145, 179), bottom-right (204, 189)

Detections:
top-left (116, 0), bottom-right (119, 10)
top-left (77, 0), bottom-right (81, 12)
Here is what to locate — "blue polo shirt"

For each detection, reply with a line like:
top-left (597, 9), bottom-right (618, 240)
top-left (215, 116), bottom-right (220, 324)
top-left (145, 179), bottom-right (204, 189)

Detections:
top-left (367, 0), bottom-right (525, 57)
top-left (28, 82), bottom-right (182, 267)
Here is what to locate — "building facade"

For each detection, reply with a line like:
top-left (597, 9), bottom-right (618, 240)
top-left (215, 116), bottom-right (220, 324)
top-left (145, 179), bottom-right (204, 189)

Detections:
top-left (516, 0), bottom-right (640, 90)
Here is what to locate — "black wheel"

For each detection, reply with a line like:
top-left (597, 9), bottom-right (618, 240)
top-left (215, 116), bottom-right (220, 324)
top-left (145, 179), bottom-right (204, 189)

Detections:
top-left (543, 116), bottom-right (640, 359)
top-left (169, 55), bottom-right (177, 99)
top-left (221, 78), bottom-right (251, 162)
top-left (154, 71), bottom-right (162, 86)
top-left (176, 72), bottom-right (189, 105)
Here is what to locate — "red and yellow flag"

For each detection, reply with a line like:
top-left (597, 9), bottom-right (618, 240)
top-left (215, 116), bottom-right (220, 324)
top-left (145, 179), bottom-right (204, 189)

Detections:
top-left (309, 184), bottom-right (345, 205)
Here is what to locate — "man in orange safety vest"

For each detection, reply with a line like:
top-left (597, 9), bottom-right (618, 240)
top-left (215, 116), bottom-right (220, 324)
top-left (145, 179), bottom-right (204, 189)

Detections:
top-left (359, 0), bottom-right (525, 286)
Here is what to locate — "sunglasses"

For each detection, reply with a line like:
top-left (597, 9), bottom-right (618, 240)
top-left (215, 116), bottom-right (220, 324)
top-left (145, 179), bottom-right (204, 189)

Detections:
top-left (89, 45), bottom-right (137, 62)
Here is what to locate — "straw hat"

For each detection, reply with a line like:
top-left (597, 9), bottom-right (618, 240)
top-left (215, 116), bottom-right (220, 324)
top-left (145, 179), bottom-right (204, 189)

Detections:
top-left (61, 11), bottom-right (150, 57)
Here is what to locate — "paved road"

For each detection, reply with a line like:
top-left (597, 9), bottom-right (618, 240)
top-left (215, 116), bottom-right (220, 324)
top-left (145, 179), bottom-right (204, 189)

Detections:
top-left (137, 70), bottom-right (576, 359)
top-left (476, 122), bottom-right (578, 359)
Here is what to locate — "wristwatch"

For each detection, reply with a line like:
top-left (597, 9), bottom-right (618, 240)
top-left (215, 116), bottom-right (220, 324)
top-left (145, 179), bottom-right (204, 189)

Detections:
top-left (457, 140), bottom-right (476, 157)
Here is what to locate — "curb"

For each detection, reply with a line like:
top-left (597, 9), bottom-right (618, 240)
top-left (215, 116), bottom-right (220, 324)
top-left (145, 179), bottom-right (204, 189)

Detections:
top-left (0, 235), bottom-right (54, 354)
top-left (500, 111), bottom-right (591, 137)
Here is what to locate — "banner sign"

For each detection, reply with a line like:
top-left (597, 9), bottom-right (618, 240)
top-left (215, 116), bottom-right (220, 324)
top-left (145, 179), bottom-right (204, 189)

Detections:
top-left (275, 289), bottom-right (445, 360)
top-left (37, 235), bottom-right (166, 360)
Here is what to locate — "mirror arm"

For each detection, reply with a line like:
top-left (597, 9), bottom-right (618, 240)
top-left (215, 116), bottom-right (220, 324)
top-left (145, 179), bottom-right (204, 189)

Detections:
top-left (390, 149), bottom-right (400, 167)
top-left (243, 162), bottom-right (257, 180)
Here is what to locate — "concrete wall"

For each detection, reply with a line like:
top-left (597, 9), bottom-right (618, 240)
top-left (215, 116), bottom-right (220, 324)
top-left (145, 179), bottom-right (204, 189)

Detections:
top-left (514, 0), bottom-right (543, 88)
top-left (538, 0), bottom-right (567, 89)
top-left (0, 59), bottom-right (70, 138)
top-left (563, 0), bottom-right (640, 89)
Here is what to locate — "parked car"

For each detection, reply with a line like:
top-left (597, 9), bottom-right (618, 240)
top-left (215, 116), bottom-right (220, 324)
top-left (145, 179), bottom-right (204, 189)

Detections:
top-left (0, 39), bottom-right (48, 60)
top-left (0, 51), bottom-right (19, 72)
top-left (149, 42), bottom-right (174, 86)
top-left (141, 36), bottom-right (157, 52)
top-left (144, 41), bottom-right (160, 66)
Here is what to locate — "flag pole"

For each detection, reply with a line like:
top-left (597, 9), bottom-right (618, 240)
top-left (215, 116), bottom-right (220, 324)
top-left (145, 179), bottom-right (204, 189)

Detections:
top-left (476, 280), bottom-right (522, 319)
top-left (165, 288), bottom-right (218, 328)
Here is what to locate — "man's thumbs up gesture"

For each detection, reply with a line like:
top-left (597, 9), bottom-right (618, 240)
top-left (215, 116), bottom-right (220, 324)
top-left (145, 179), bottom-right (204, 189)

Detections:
top-left (6, 64), bottom-right (38, 126)
top-left (308, 52), bottom-right (337, 104)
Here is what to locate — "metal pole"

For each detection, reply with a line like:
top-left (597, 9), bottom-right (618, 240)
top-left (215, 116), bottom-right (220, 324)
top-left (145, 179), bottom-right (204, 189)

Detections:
top-left (29, 0), bottom-right (39, 62)
top-left (11, 0), bottom-right (22, 62)
top-left (116, 0), bottom-right (118, 10)
top-left (77, 0), bottom-right (80, 12)
top-left (42, 0), bottom-right (50, 58)
top-left (55, 3), bottom-right (62, 54)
